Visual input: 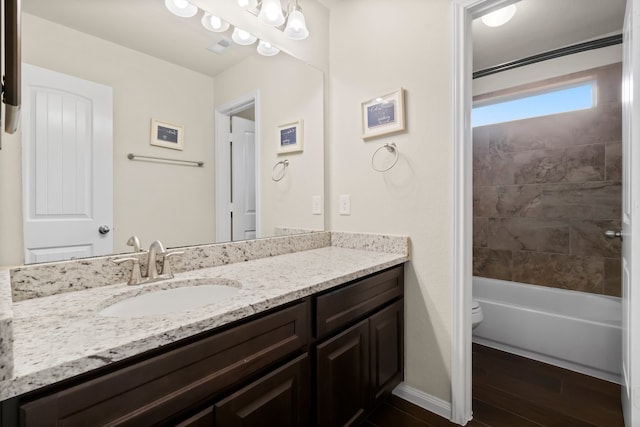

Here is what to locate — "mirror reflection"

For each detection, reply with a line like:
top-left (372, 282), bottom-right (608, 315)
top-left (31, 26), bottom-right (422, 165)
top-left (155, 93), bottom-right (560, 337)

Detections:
top-left (9, 0), bottom-right (325, 264)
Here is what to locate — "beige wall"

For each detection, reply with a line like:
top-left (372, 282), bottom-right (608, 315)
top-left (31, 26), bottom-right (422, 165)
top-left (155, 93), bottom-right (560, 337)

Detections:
top-left (0, 14), bottom-right (217, 265)
top-left (214, 54), bottom-right (324, 236)
top-left (328, 0), bottom-right (453, 401)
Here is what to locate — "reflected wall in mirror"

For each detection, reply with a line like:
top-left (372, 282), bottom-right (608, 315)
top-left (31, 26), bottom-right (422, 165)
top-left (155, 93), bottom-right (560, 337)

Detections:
top-left (0, 0), bottom-right (328, 266)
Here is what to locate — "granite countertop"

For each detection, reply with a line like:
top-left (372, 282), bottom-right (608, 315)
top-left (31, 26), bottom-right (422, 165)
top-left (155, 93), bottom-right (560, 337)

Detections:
top-left (0, 245), bottom-right (407, 401)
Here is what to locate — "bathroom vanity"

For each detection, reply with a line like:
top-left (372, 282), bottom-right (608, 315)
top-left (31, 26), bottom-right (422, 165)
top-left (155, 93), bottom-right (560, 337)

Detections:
top-left (0, 232), bottom-right (408, 426)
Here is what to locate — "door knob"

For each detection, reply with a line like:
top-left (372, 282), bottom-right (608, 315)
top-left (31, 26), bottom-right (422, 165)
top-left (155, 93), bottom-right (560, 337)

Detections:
top-left (98, 225), bottom-right (111, 235)
top-left (605, 230), bottom-right (622, 241)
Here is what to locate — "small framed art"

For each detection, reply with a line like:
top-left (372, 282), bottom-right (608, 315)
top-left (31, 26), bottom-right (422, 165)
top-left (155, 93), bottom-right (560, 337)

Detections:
top-left (150, 119), bottom-right (184, 150)
top-left (361, 88), bottom-right (405, 139)
top-left (277, 119), bottom-right (304, 154)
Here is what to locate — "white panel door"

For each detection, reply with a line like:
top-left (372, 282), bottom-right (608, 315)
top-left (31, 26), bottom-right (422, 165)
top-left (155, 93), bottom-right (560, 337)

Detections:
top-left (22, 64), bottom-right (113, 264)
top-left (231, 116), bottom-right (256, 241)
top-left (622, 0), bottom-right (640, 424)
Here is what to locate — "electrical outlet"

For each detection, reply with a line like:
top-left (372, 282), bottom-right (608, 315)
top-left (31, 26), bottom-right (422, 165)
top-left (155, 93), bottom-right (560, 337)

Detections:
top-left (312, 195), bottom-right (322, 215)
top-left (339, 194), bottom-right (351, 215)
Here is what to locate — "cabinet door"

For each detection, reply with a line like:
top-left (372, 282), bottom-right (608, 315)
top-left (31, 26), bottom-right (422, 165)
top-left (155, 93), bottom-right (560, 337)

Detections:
top-left (316, 320), bottom-right (370, 427)
top-left (370, 300), bottom-right (404, 402)
top-left (214, 354), bottom-right (310, 427)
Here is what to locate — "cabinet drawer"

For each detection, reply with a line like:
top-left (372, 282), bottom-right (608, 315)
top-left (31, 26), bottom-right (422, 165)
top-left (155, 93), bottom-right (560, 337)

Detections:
top-left (20, 300), bottom-right (310, 427)
top-left (316, 266), bottom-right (403, 338)
top-left (215, 353), bottom-right (310, 427)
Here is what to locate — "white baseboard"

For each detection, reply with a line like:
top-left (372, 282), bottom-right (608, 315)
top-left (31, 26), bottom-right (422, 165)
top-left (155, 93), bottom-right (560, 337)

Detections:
top-left (392, 382), bottom-right (452, 421)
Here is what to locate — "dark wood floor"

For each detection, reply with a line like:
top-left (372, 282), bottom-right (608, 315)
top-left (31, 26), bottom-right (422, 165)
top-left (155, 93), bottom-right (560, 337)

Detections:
top-left (364, 344), bottom-right (624, 427)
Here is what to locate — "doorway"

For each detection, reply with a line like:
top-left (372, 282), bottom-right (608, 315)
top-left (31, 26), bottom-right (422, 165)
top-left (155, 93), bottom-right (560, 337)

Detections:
top-left (214, 92), bottom-right (261, 243)
top-left (452, 0), bottom-right (638, 425)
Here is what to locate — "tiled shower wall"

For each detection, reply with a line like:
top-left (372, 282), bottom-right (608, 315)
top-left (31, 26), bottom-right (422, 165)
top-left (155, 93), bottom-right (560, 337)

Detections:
top-left (473, 63), bottom-right (622, 297)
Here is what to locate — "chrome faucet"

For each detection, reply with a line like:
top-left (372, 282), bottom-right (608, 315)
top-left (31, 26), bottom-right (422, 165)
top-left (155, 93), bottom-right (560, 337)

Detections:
top-left (147, 240), bottom-right (165, 280)
top-left (114, 239), bottom-right (183, 285)
top-left (126, 235), bottom-right (143, 252)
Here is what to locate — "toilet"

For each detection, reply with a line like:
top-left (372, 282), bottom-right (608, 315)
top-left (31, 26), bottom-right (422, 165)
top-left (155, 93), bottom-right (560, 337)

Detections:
top-left (472, 299), bottom-right (484, 330)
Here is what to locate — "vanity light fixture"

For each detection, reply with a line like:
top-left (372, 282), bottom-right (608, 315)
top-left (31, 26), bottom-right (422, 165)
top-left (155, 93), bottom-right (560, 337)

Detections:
top-left (232, 27), bottom-right (258, 45)
top-left (257, 40), bottom-right (280, 56)
top-left (258, 0), bottom-right (286, 26)
top-left (283, 1), bottom-right (309, 40)
top-left (481, 4), bottom-right (517, 27)
top-left (164, 0), bottom-right (198, 18)
top-left (202, 13), bottom-right (230, 32)
top-left (237, 0), bottom-right (258, 9)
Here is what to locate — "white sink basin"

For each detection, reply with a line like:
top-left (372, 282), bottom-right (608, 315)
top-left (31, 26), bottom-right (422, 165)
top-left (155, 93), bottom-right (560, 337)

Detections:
top-left (99, 280), bottom-right (241, 318)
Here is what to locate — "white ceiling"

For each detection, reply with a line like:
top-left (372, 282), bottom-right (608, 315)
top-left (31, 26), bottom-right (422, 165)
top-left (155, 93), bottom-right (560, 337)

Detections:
top-left (24, 0), bottom-right (627, 77)
top-left (473, 0), bottom-right (626, 71)
top-left (22, 0), bottom-right (258, 77)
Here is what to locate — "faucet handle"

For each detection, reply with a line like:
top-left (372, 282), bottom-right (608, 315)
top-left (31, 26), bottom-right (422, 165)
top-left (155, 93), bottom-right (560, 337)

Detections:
top-left (113, 257), bottom-right (144, 286)
top-left (161, 251), bottom-right (184, 278)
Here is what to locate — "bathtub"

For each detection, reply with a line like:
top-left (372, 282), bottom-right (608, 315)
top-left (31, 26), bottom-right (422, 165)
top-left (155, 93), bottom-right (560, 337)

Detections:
top-left (472, 276), bottom-right (622, 384)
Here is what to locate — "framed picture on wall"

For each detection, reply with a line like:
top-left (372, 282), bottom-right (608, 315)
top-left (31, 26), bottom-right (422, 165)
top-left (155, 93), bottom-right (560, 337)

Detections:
top-left (150, 119), bottom-right (184, 150)
top-left (361, 88), bottom-right (405, 139)
top-left (277, 119), bottom-right (304, 154)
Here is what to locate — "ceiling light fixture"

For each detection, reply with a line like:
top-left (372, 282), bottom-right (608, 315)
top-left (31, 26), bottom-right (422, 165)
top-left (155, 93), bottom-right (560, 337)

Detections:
top-left (257, 40), bottom-right (280, 56)
top-left (237, 0), bottom-right (258, 9)
top-left (201, 13), bottom-right (230, 32)
top-left (232, 27), bottom-right (258, 45)
top-left (258, 0), bottom-right (286, 26)
top-left (284, 1), bottom-right (309, 40)
top-left (164, 0), bottom-right (311, 60)
top-left (481, 4), bottom-right (517, 27)
top-left (164, 0), bottom-right (198, 18)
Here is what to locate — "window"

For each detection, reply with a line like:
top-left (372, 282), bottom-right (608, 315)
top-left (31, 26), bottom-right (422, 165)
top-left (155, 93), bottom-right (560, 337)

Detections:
top-left (472, 81), bottom-right (596, 127)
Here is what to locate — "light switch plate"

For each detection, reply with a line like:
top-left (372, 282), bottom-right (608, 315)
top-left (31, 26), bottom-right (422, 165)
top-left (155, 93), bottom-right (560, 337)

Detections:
top-left (339, 194), bottom-right (351, 215)
top-left (312, 195), bottom-right (322, 215)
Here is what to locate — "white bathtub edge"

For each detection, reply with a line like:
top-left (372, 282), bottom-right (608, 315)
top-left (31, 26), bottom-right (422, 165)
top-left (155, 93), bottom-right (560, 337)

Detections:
top-left (473, 276), bottom-right (622, 385)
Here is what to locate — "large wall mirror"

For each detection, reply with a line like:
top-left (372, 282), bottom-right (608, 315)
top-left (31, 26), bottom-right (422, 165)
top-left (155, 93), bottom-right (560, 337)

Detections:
top-left (1, 0), bottom-right (327, 265)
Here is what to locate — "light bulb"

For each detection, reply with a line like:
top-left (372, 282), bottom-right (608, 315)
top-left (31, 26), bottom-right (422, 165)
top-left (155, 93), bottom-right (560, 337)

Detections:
top-left (258, 0), bottom-right (285, 26)
top-left (284, 9), bottom-right (309, 40)
top-left (232, 27), bottom-right (257, 45)
top-left (481, 4), bottom-right (517, 27)
top-left (257, 40), bottom-right (280, 56)
top-left (237, 0), bottom-right (258, 8)
top-left (164, 0), bottom-right (198, 18)
top-left (201, 13), bottom-right (230, 32)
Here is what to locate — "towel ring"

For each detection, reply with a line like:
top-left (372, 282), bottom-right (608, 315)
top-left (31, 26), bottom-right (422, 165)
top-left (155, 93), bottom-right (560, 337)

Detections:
top-left (371, 142), bottom-right (399, 172)
top-left (272, 159), bottom-right (289, 182)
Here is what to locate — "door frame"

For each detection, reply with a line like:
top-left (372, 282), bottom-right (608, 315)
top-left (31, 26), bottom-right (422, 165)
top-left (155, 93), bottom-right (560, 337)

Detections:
top-left (450, 0), bottom-right (529, 423)
top-left (214, 91), bottom-right (261, 243)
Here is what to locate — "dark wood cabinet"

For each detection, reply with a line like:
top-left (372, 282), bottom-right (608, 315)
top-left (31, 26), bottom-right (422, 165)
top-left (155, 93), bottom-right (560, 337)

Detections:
top-left (174, 408), bottom-right (214, 427)
top-left (316, 320), bottom-right (370, 427)
top-left (316, 266), bottom-right (404, 427)
top-left (19, 301), bottom-right (309, 427)
top-left (215, 353), bottom-right (310, 427)
top-left (370, 300), bottom-right (403, 401)
top-left (4, 265), bottom-right (404, 427)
